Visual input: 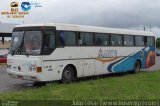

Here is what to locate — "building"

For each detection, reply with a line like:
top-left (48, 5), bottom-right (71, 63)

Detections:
top-left (0, 22), bottom-right (17, 59)
top-left (0, 22), bottom-right (17, 44)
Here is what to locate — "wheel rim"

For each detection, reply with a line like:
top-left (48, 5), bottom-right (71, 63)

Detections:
top-left (64, 69), bottom-right (72, 79)
top-left (135, 62), bottom-right (140, 72)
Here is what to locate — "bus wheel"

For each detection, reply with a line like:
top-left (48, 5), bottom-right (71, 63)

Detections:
top-left (33, 82), bottom-right (46, 87)
top-left (62, 66), bottom-right (75, 83)
top-left (134, 61), bottom-right (141, 72)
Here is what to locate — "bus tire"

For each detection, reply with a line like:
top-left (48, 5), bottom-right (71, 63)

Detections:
top-left (134, 60), bottom-right (141, 72)
top-left (33, 82), bottom-right (46, 87)
top-left (62, 66), bottom-right (75, 83)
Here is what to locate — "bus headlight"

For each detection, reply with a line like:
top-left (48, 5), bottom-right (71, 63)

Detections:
top-left (7, 65), bottom-right (11, 70)
top-left (7, 65), bottom-right (11, 68)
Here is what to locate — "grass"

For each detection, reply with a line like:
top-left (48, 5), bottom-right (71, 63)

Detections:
top-left (0, 71), bottom-right (160, 105)
top-left (0, 71), bottom-right (160, 100)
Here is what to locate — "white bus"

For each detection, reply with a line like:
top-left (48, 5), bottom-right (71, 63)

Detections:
top-left (7, 23), bottom-right (155, 83)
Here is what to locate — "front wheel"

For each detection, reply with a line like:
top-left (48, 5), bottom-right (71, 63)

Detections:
top-left (62, 66), bottom-right (75, 83)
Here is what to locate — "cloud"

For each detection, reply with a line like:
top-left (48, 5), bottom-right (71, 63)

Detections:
top-left (1, 0), bottom-right (160, 36)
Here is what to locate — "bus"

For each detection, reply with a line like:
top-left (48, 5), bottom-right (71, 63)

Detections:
top-left (7, 23), bottom-right (155, 83)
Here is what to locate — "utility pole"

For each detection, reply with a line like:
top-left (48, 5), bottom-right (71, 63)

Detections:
top-left (150, 25), bottom-right (152, 32)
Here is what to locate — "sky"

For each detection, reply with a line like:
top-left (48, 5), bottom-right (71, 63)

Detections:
top-left (0, 0), bottom-right (160, 37)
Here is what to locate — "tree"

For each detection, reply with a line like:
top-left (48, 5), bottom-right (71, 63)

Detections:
top-left (156, 38), bottom-right (160, 48)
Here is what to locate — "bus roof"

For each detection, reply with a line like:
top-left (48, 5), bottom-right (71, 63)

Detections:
top-left (15, 23), bottom-right (154, 36)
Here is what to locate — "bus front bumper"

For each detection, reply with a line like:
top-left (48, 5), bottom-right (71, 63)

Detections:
top-left (7, 69), bottom-right (43, 81)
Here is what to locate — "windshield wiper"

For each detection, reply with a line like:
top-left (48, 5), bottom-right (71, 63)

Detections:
top-left (11, 45), bottom-right (23, 56)
top-left (11, 47), bottom-right (19, 56)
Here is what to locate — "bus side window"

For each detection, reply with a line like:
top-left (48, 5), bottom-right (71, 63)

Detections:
top-left (95, 33), bottom-right (109, 46)
top-left (96, 38), bottom-right (102, 45)
top-left (124, 41), bottom-right (127, 45)
top-left (59, 32), bottom-right (66, 45)
top-left (112, 41), bottom-right (115, 46)
top-left (79, 32), bottom-right (93, 46)
top-left (135, 36), bottom-right (144, 46)
top-left (77, 32), bottom-right (81, 46)
top-left (144, 36), bottom-right (147, 47)
top-left (42, 31), bottom-right (55, 55)
top-left (111, 34), bottom-right (122, 46)
top-left (147, 36), bottom-right (155, 46)
top-left (59, 31), bottom-right (76, 46)
top-left (78, 39), bottom-right (82, 45)
top-left (123, 35), bottom-right (134, 46)
top-left (103, 41), bottom-right (108, 46)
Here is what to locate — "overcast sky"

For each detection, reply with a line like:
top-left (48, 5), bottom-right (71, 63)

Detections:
top-left (1, 0), bottom-right (160, 36)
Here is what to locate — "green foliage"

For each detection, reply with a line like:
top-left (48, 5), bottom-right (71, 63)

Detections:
top-left (0, 71), bottom-right (160, 105)
top-left (156, 38), bottom-right (160, 47)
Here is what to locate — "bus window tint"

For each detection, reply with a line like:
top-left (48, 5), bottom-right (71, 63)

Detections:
top-left (135, 36), bottom-right (144, 46)
top-left (123, 35), bottom-right (134, 46)
top-left (95, 33), bottom-right (109, 46)
top-left (80, 32), bottom-right (93, 46)
top-left (111, 34), bottom-right (122, 46)
top-left (43, 31), bottom-right (55, 55)
top-left (60, 31), bottom-right (76, 46)
top-left (147, 37), bottom-right (155, 46)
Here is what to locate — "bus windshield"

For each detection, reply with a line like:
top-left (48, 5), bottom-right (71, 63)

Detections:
top-left (24, 31), bottom-right (42, 55)
top-left (10, 31), bottom-right (24, 54)
top-left (9, 31), bottom-right (42, 56)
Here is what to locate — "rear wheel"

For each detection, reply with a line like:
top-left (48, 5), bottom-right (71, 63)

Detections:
top-left (62, 66), bottom-right (75, 83)
top-left (33, 82), bottom-right (46, 87)
top-left (134, 61), bottom-right (141, 72)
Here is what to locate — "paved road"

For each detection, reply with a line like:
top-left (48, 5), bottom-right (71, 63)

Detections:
top-left (0, 65), bottom-right (33, 93)
top-left (0, 56), bottom-right (160, 93)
